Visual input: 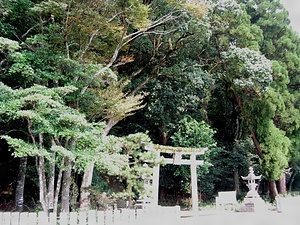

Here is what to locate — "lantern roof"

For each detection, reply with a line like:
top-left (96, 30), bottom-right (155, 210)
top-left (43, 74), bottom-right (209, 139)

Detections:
top-left (241, 167), bottom-right (262, 181)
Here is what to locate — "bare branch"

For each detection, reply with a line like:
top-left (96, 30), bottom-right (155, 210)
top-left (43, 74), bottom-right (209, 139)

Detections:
top-left (132, 75), bottom-right (157, 95)
top-left (0, 59), bottom-right (7, 67)
top-left (65, 42), bottom-right (70, 60)
top-left (22, 23), bottom-right (41, 39)
top-left (107, 11), bottom-right (124, 23)
top-left (79, 29), bottom-right (99, 61)
top-left (129, 66), bottom-right (147, 79)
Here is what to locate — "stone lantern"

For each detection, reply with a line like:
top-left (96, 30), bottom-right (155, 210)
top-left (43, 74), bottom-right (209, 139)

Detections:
top-left (240, 167), bottom-right (267, 212)
top-left (241, 167), bottom-right (261, 198)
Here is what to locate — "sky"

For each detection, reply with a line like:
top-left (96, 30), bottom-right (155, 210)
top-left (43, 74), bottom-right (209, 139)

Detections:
top-left (280, 0), bottom-right (300, 34)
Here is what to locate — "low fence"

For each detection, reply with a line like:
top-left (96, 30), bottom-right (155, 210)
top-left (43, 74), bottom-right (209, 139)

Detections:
top-left (0, 206), bottom-right (181, 225)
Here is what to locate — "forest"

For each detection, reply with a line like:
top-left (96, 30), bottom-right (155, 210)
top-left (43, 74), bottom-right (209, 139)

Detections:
top-left (1, 0), bottom-right (300, 213)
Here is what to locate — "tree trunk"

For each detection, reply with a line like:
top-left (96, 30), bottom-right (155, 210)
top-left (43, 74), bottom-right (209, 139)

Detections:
top-left (161, 132), bottom-right (167, 145)
top-left (37, 156), bottom-right (48, 212)
top-left (61, 139), bottom-right (75, 212)
top-left (79, 163), bottom-right (94, 210)
top-left (268, 180), bottom-right (278, 201)
top-left (276, 172), bottom-right (287, 196)
top-left (14, 157), bottom-right (27, 212)
top-left (233, 169), bottom-right (240, 195)
top-left (287, 169), bottom-right (297, 193)
top-left (54, 158), bottom-right (64, 213)
top-left (79, 119), bottom-right (116, 210)
top-left (37, 134), bottom-right (48, 212)
top-left (47, 152), bottom-right (56, 212)
top-left (249, 129), bottom-right (263, 159)
top-left (61, 157), bottom-right (72, 212)
top-left (161, 125), bottom-right (167, 145)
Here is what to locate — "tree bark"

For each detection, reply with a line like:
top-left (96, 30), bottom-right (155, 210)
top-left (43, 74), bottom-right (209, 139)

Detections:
top-left (276, 172), bottom-right (287, 196)
top-left (233, 169), bottom-right (240, 195)
top-left (61, 157), bottom-right (72, 212)
top-left (79, 119), bottom-right (116, 210)
top-left (47, 152), bottom-right (56, 212)
top-left (14, 157), bottom-right (27, 212)
top-left (54, 158), bottom-right (64, 213)
top-left (37, 156), bottom-right (48, 212)
top-left (249, 129), bottom-right (263, 159)
top-left (37, 133), bottom-right (48, 212)
top-left (79, 163), bottom-right (94, 210)
top-left (61, 139), bottom-right (75, 212)
top-left (161, 132), bottom-right (167, 145)
top-left (268, 180), bottom-right (278, 201)
top-left (287, 169), bottom-right (297, 193)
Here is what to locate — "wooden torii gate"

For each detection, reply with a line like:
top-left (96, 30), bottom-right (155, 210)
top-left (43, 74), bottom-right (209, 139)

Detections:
top-left (144, 144), bottom-right (208, 212)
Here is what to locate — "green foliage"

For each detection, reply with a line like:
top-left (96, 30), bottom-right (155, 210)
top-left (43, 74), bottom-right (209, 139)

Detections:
top-left (0, 37), bottom-right (20, 53)
top-left (171, 115), bottom-right (216, 148)
top-left (0, 0), bottom-right (36, 39)
top-left (163, 116), bottom-right (218, 200)
top-left (88, 79), bottom-right (146, 122)
top-left (1, 135), bottom-right (49, 158)
top-left (143, 66), bottom-right (213, 137)
top-left (221, 46), bottom-right (273, 93)
top-left (94, 132), bottom-right (161, 199)
top-left (236, 0), bottom-right (300, 183)
top-left (209, 0), bottom-right (262, 50)
top-left (260, 121), bottom-right (290, 180)
top-left (125, 0), bottom-right (151, 30)
top-left (0, 83), bottom-right (104, 171)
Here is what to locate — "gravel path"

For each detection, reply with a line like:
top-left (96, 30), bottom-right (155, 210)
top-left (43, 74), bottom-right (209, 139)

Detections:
top-left (150, 196), bottom-right (300, 225)
top-left (177, 196), bottom-right (300, 225)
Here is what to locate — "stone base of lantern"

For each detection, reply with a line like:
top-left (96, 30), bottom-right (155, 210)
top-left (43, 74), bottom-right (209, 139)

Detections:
top-left (239, 197), bottom-right (268, 212)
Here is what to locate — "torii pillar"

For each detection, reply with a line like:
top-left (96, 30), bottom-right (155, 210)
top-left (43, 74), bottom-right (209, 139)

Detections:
top-left (148, 145), bottom-right (207, 212)
top-left (152, 151), bottom-right (160, 207)
top-left (190, 152), bottom-right (198, 212)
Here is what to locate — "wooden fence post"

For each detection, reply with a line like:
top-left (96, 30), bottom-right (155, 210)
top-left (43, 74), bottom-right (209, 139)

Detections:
top-left (3, 212), bottom-right (11, 225)
top-left (20, 212), bottom-right (29, 225)
top-left (114, 210), bottom-right (121, 225)
top-left (0, 206), bottom-right (181, 225)
top-left (88, 210), bottom-right (96, 225)
top-left (130, 209), bottom-right (136, 221)
top-left (60, 212), bottom-right (69, 225)
top-left (38, 212), bottom-right (48, 225)
top-left (11, 212), bottom-right (19, 225)
top-left (49, 213), bottom-right (56, 225)
top-left (78, 211), bottom-right (87, 225)
top-left (105, 211), bottom-right (113, 225)
top-left (97, 211), bottom-right (104, 225)
top-left (28, 213), bottom-right (37, 225)
top-left (69, 212), bottom-right (77, 225)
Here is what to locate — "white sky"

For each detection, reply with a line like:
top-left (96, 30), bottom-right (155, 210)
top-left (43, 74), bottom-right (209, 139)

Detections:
top-left (280, 0), bottom-right (300, 34)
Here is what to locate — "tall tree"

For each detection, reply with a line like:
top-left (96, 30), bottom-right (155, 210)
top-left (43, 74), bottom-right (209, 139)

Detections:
top-left (238, 0), bottom-right (300, 196)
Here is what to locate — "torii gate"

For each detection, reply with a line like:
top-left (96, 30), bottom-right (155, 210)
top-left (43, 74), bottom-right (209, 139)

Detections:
top-left (144, 144), bottom-right (208, 212)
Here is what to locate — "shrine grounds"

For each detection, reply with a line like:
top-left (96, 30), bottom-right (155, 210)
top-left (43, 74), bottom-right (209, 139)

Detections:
top-left (144, 196), bottom-right (300, 225)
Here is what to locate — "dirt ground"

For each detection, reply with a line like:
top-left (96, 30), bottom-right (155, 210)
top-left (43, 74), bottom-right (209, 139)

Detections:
top-left (177, 196), bottom-right (300, 225)
top-left (143, 196), bottom-right (300, 225)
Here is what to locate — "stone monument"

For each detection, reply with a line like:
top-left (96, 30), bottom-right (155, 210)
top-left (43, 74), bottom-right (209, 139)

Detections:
top-left (240, 167), bottom-right (267, 212)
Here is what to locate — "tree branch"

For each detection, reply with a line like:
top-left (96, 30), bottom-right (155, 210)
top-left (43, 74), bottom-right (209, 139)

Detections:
top-left (79, 29), bottom-right (99, 61)
top-left (80, 11), bottom-right (186, 95)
